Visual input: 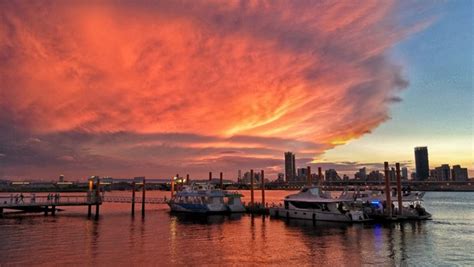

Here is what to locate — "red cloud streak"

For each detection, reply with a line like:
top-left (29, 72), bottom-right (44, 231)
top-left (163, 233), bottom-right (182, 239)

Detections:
top-left (0, 1), bottom-right (427, 179)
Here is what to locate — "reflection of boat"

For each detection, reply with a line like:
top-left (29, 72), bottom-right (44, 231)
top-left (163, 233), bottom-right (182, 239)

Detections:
top-left (339, 189), bottom-right (431, 220)
top-left (269, 187), bottom-right (370, 222)
top-left (167, 184), bottom-right (245, 214)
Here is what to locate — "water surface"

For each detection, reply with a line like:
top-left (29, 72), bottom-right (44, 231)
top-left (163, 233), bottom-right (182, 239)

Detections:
top-left (0, 191), bottom-right (472, 266)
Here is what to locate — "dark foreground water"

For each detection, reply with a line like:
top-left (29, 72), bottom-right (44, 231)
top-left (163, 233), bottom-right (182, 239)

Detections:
top-left (1, 191), bottom-right (473, 266)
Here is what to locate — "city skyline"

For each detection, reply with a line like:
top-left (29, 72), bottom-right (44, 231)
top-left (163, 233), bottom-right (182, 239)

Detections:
top-left (0, 1), bottom-right (472, 180)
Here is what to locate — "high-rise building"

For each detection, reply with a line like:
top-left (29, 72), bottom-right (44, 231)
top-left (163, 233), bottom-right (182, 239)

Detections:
top-left (452, 165), bottom-right (469, 181)
top-left (297, 168), bottom-right (308, 181)
top-left (401, 167), bottom-right (408, 180)
top-left (355, 167), bottom-right (367, 180)
top-left (414, 147), bottom-right (430, 181)
top-left (433, 164), bottom-right (450, 181)
top-left (325, 169), bottom-right (341, 182)
top-left (284, 152), bottom-right (296, 182)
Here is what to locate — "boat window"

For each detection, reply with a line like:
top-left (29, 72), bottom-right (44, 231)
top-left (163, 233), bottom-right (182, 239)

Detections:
top-left (289, 201), bottom-right (322, 209)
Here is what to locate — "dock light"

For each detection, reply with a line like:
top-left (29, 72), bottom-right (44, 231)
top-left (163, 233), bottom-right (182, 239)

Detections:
top-left (88, 180), bottom-right (93, 191)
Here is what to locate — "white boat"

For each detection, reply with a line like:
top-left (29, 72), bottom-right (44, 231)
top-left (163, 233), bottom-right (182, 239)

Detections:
top-left (338, 188), bottom-right (431, 220)
top-left (269, 186), bottom-right (370, 222)
top-left (167, 184), bottom-right (245, 214)
top-left (225, 192), bottom-right (246, 213)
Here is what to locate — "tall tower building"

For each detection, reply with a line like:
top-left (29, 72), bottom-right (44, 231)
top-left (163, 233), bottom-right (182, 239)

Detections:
top-left (414, 146), bottom-right (429, 181)
top-left (284, 152), bottom-right (296, 182)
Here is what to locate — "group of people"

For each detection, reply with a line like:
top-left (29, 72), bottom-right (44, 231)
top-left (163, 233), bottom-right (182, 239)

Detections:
top-left (47, 193), bottom-right (61, 203)
top-left (9, 193), bottom-right (26, 204)
top-left (7, 193), bottom-right (60, 204)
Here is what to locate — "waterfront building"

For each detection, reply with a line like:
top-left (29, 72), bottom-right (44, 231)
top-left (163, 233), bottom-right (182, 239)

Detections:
top-left (241, 171), bottom-right (260, 184)
top-left (452, 165), bottom-right (469, 181)
top-left (367, 170), bottom-right (384, 181)
top-left (402, 167), bottom-right (408, 180)
top-left (433, 164), bottom-right (451, 181)
top-left (415, 146), bottom-right (430, 181)
top-left (325, 169), bottom-right (341, 181)
top-left (284, 152), bottom-right (296, 182)
top-left (354, 167), bottom-right (367, 181)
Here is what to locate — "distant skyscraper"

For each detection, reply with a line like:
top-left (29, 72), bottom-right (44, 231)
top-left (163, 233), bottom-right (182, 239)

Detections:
top-left (284, 152), bottom-right (296, 182)
top-left (401, 167), bottom-right (408, 180)
top-left (434, 164), bottom-right (451, 181)
top-left (415, 146), bottom-right (430, 181)
top-left (452, 165), bottom-right (469, 181)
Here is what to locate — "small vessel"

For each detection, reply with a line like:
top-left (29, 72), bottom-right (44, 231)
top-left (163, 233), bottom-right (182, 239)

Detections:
top-left (225, 192), bottom-right (246, 213)
top-left (339, 188), bottom-right (431, 220)
top-left (269, 186), bottom-right (370, 222)
top-left (167, 183), bottom-right (245, 214)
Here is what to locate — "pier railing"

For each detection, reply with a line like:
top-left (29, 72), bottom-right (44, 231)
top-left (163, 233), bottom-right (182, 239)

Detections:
top-left (102, 196), bottom-right (166, 204)
top-left (0, 195), bottom-right (101, 208)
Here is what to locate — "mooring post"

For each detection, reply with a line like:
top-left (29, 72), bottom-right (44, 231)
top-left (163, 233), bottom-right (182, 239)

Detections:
top-left (171, 178), bottom-right (175, 198)
top-left (261, 170), bottom-right (265, 207)
top-left (131, 181), bottom-right (136, 216)
top-left (383, 162), bottom-right (392, 217)
top-left (186, 174), bottom-right (190, 185)
top-left (307, 166), bottom-right (312, 186)
top-left (396, 163), bottom-right (403, 216)
top-left (141, 177), bottom-right (146, 218)
top-left (209, 172), bottom-right (212, 182)
top-left (250, 169), bottom-right (254, 208)
top-left (95, 177), bottom-right (100, 220)
top-left (219, 172), bottom-right (223, 189)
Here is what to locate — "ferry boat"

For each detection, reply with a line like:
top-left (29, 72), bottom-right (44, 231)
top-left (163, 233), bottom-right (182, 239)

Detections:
top-left (269, 186), bottom-right (370, 222)
top-left (167, 184), bottom-right (245, 214)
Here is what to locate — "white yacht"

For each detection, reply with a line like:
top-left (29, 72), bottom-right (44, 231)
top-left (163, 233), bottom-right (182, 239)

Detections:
top-left (339, 189), bottom-right (431, 220)
top-left (269, 187), bottom-right (370, 222)
top-left (167, 184), bottom-right (245, 214)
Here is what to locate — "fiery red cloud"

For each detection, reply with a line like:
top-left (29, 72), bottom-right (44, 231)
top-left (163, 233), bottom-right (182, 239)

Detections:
top-left (0, 1), bottom-right (427, 179)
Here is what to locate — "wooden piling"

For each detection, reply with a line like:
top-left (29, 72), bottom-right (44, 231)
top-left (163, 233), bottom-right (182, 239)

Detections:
top-left (209, 172), bottom-right (212, 182)
top-left (250, 169), bottom-right (254, 207)
top-left (219, 172), bottom-right (223, 189)
top-left (261, 170), bottom-right (265, 207)
top-left (186, 174), bottom-right (190, 185)
top-left (88, 205), bottom-right (92, 218)
top-left (383, 162), bottom-right (392, 217)
top-left (52, 206), bottom-right (56, 216)
top-left (95, 177), bottom-right (100, 220)
top-left (131, 181), bottom-right (136, 216)
top-left (142, 177), bottom-right (146, 218)
top-left (171, 179), bottom-right (175, 198)
top-left (396, 163), bottom-right (403, 215)
top-left (307, 166), bottom-right (312, 186)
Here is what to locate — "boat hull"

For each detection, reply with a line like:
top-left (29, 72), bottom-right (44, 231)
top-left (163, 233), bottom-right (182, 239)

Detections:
top-left (269, 207), bottom-right (370, 222)
top-left (168, 202), bottom-right (228, 214)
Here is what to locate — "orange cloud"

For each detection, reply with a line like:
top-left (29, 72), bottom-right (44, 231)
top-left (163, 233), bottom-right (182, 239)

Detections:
top-left (0, 1), bottom-right (428, 178)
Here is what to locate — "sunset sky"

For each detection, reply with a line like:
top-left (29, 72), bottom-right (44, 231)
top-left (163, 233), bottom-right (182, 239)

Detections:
top-left (0, 1), bottom-right (472, 180)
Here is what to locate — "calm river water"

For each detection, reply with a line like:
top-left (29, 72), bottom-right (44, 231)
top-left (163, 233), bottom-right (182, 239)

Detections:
top-left (0, 191), bottom-right (473, 266)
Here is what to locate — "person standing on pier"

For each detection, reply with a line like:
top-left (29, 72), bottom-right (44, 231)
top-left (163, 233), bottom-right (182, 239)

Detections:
top-left (19, 193), bottom-right (24, 204)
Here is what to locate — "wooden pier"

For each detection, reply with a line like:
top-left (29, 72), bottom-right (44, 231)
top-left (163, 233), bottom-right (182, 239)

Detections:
top-left (0, 194), bottom-right (102, 218)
